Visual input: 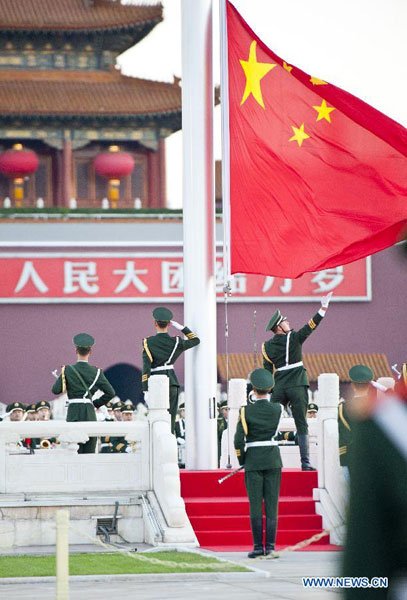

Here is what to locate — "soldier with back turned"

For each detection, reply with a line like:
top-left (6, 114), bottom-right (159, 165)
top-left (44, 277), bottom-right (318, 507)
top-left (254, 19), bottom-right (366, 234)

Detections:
top-left (52, 333), bottom-right (115, 453)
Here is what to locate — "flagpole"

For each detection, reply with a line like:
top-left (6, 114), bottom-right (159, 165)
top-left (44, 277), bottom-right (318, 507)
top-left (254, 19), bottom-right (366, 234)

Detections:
top-left (181, 0), bottom-right (218, 470)
top-left (219, 0), bottom-right (231, 286)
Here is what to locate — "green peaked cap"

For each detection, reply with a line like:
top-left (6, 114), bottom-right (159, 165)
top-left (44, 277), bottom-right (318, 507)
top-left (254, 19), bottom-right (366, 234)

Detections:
top-left (307, 403), bottom-right (318, 412)
top-left (6, 401), bottom-right (25, 413)
top-left (349, 364), bottom-right (374, 383)
top-left (153, 306), bottom-right (173, 321)
top-left (250, 368), bottom-right (274, 390)
top-left (266, 309), bottom-right (286, 331)
top-left (35, 400), bottom-right (50, 410)
top-left (73, 333), bottom-right (95, 347)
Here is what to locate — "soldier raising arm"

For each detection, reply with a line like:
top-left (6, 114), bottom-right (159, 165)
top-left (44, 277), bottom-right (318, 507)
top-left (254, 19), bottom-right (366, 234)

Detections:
top-left (142, 307), bottom-right (200, 433)
top-left (262, 292), bottom-right (333, 470)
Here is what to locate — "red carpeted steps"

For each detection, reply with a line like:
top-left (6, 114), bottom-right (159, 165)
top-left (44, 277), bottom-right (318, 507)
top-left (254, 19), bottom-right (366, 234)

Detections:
top-left (180, 468), bottom-right (338, 552)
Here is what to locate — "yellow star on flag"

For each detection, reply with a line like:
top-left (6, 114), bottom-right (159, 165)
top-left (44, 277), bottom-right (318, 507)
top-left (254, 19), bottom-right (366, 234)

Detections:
top-left (313, 99), bottom-right (335, 123)
top-left (310, 76), bottom-right (328, 86)
top-left (289, 123), bottom-right (310, 147)
top-left (240, 40), bottom-right (276, 108)
top-left (283, 61), bottom-right (293, 73)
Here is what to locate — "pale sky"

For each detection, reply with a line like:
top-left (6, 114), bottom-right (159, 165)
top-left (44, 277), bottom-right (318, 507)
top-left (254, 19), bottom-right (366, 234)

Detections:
top-left (119, 0), bottom-right (407, 208)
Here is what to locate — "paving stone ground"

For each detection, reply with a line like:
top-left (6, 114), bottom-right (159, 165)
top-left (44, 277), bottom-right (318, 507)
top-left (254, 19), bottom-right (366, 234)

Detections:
top-left (0, 545), bottom-right (343, 600)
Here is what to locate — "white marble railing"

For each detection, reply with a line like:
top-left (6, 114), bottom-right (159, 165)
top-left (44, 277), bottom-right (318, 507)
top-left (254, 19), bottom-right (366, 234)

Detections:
top-left (0, 421), bottom-right (150, 494)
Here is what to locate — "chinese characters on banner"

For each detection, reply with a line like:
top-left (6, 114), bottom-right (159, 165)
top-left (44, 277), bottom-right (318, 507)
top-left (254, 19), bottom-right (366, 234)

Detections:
top-left (0, 253), bottom-right (371, 302)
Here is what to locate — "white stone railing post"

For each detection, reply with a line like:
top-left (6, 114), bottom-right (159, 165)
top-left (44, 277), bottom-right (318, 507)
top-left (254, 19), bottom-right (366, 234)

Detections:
top-left (314, 373), bottom-right (346, 545)
top-left (221, 378), bottom-right (246, 469)
top-left (148, 375), bottom-right (187, 529)
top-left (316, 373), bottom-right (339, 490)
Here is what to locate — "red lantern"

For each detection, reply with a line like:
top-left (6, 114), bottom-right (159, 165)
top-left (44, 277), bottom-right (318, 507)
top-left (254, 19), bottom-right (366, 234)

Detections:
top-left (0, 144), bottom-right (39, 207)
top-left (94, 146), bottom-right (134, 208)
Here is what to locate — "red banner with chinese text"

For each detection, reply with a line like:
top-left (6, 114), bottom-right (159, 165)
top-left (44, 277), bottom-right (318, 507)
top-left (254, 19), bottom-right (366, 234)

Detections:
top-left (0, 253), bottom-right (370, 303)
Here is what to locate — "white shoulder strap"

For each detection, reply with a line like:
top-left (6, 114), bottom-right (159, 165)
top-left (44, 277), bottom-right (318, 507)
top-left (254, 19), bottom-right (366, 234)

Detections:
top-left (285, 331), bottom-right (292, 366)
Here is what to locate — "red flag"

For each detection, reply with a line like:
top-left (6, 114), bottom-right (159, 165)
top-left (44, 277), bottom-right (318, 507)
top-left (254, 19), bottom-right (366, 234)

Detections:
top-left (224, 1), bottom-right (407, 278)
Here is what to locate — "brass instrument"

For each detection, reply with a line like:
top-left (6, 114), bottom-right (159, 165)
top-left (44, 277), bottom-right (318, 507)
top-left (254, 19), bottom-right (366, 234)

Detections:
top-left (40, 439), bottom-right (51, 449)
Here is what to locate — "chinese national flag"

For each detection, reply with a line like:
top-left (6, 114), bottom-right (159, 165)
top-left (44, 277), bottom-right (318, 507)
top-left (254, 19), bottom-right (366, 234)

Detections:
top-left (225, 1), bottom-right (407, 278)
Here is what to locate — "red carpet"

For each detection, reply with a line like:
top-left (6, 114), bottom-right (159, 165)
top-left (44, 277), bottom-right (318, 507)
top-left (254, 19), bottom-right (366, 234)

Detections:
top-left (180, 468), bottom-right (340, 552)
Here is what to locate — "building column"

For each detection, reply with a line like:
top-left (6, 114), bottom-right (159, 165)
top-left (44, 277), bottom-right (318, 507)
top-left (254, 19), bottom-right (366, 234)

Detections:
top-left (147, 150), bottom-right (159, 208)
top-left (62, 130), bottom-right (72, 207)
top-left (158, 139), bottom-right (166, 208)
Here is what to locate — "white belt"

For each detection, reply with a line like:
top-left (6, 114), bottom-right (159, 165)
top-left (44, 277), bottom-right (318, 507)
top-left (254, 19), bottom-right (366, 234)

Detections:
top-left (68, 398), bottom-right (94, 405)
top-left (151, 365), bottom-right (174, 372)
top-left (100, 443), bottom-right (112, 448)
top-left (275, 361), bottom-right (303, 372)
top-left (246, 441), bottom-right (278, 448)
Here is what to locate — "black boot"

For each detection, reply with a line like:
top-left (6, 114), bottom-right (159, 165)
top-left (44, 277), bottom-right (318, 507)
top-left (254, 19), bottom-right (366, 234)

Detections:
top-left (247, 517), bottom-right (264, 558)
top-left (298, 434), bottom-right (316, 471)
top-left (264, 516), bottom-right (277, 556)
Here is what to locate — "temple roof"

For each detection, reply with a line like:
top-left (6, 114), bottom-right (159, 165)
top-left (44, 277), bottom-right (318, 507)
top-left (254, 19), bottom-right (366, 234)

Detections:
top-left (0, 69), bottom-right (181, 121)
top-left (217, 352), bottom-right (393, 383)
top-left (0, 0), bottom-right (163, 32)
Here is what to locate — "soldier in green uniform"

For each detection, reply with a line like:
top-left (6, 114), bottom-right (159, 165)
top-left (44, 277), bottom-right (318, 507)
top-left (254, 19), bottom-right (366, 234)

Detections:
top-left (25, 403), bottom-right (38, 421)
top-left (262, 292), bottom-right (333, 470)
top-left (234, 368), bottom-right (283, 558)
top-left (338, 365), bottom-right (372, 480)
top-left (142, 307), bottom-right (200, 433)
top-left (217, 399), bottom-right (228, 466)
top-left (36, 400), bottom-right (51, 421)
top-left (111, 405), bottom-right (135, 453)
top-left (306, 402), bottom-right (318, 418)
top-left (52, 333), bottom-right (115, 454)
top-left (343, 365), bottom-right (407, 597)
top-left (6, 402), bottom-right (25, 421)
top-left (175, 402), bottom-right (186, 468)
top-left (113, 400), bottom-right (123, 420)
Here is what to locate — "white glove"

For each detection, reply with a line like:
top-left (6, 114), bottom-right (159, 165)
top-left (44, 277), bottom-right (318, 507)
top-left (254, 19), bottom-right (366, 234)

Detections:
top-left (321, 291), bottom-right (333, 309)
top-left (171, 320), bottom-right (184, 331)
top-left (177, 438), bottom-right (186, 445)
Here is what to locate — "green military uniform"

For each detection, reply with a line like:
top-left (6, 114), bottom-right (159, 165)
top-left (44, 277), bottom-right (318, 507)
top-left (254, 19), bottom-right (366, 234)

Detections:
top-left (262, 308), bottom-right (327, 470)
top-left (338, 399), bottom-right (353, 467)
top-left (142, 307), bottom-right (200, 433)
top-left (276, 430), bottom-right (298, 445)
top-left (234, 369), bottom-right (283, 558)
top-left (110, 405), bottom-right (135, 453)
top-left (175, 402), bottom-right (186, 468)
top-left (343, 393), bottom-right (407, 597)
top-left (217, 399), bottom-right (228, 465)
top-left (52, 333), bottom-right (115, 454)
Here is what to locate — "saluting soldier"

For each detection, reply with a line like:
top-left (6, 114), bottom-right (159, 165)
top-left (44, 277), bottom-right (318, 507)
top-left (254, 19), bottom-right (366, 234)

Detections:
top-left (262, 292), bottom-right (333, 470)
top-left (52, 333), bottom-right (115, 454)
top-left (142, 307), bottom-right (200, 433)
top-left (234, 368), bottom-right (283, 558)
